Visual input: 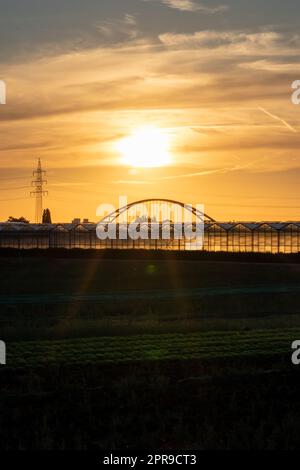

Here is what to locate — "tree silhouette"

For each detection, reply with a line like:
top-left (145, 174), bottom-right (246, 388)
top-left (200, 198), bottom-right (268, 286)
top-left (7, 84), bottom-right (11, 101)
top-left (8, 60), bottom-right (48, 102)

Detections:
top-left (7, 216), bottom-right (30, 224)
top-left (42, 208), bottom-right (52, 224)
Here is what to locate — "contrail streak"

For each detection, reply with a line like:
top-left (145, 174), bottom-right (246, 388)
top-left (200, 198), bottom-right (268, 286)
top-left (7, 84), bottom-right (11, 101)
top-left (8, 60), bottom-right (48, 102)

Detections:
top-left (258, 106), bottom-right (297, 133)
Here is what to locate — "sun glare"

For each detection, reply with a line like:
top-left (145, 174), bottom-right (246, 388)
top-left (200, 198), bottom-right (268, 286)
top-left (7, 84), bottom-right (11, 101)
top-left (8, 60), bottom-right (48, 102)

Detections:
top-left (117, 127), bottom-right (171, 168)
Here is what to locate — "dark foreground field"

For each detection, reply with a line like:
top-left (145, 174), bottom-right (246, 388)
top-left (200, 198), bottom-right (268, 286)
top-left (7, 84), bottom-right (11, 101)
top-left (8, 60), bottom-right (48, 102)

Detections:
top-left (1, 250), bottom-right (300, 449)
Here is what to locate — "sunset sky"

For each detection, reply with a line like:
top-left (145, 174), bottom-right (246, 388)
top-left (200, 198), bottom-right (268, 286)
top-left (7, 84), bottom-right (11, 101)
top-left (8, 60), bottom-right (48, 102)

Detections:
top-left (0, 0), bottom-right (299, 222)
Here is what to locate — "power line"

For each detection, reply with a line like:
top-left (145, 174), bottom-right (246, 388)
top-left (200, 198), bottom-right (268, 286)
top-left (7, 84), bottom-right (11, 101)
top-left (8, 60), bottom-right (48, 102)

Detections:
top-left (0, 186), bottom-right (30, 191)
top-left (0, 175), bottom-right (30, 181)
top-left (0, 196), bottom-right (31, 202)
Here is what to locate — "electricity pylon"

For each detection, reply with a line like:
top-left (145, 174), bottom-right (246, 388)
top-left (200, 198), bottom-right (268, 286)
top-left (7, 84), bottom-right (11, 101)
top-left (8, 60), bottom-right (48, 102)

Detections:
top-left (31, 159), bottom-right (48, 223)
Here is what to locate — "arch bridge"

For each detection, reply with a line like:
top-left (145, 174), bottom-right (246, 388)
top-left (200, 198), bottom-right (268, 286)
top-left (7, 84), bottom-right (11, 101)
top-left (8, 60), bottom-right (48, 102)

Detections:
top-left (99, 198), bottom-right (216, 224)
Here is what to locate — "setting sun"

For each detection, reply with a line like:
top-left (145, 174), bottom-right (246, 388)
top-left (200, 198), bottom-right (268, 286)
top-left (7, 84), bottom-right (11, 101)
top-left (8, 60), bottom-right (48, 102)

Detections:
top-left (117, 127), bottom-right (171, 168)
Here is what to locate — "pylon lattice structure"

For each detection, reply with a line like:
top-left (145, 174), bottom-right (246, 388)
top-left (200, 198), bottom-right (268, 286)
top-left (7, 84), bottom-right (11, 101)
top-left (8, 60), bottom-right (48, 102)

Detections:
top-left (31, 159), bottom-right (48, 223)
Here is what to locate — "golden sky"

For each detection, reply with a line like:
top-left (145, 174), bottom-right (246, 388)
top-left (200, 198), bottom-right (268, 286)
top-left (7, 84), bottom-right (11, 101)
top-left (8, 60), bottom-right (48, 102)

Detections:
top-left (0, 0), bottom-right (299, 222)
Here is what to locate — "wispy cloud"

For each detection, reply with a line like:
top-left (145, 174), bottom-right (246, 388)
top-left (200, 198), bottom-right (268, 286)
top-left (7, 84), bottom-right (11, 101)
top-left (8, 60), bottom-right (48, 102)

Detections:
top-left (159, 30), bottom-right (282, 50)
top-left (145, 0), bottom-right (228, 13)
top-left (159, 168), bottom-right (232, 179)
top-left (97, 14), bottom-right (138, 40)
top-left (0, 25), bottom-right (299, 176)
top-left (114, 167), bottom-right (236, 185)
top-left (113, 179), bottom-right (155, 185)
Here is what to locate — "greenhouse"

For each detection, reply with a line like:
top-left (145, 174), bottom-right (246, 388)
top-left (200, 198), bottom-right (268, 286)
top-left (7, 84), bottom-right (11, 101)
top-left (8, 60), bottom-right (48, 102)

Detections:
top-left (0, 221), bottom-right (299, 253)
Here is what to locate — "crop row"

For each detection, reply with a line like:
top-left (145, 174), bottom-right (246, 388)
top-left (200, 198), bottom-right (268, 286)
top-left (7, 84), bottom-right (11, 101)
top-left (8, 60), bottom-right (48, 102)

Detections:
top-left (6, 328), bottom-right (299, 368)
